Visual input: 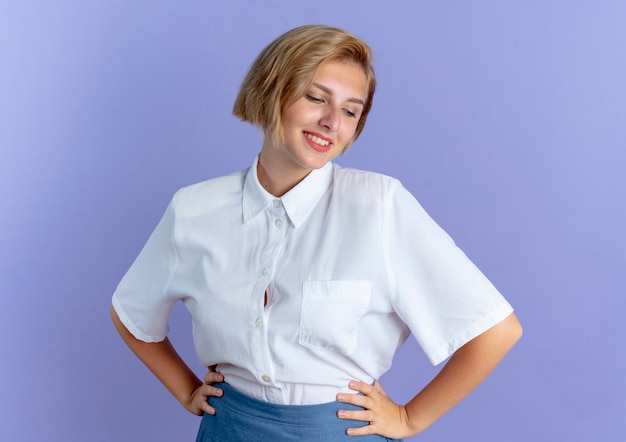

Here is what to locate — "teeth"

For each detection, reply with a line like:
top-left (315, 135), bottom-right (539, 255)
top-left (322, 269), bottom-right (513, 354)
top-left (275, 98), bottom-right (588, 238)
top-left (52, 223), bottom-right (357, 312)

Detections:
top-left (305, 132), bottom-right (330, 146)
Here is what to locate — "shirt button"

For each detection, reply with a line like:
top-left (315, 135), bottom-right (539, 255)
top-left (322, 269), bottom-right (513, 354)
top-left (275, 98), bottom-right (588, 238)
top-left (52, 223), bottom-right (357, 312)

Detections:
top-left (261, 375), bottom-right (271, 383)
top-left (262, 267), bottom-right (271, 276)
top-left (274, 218), bottom-right (284, 228)
top-left (272, 199), bottom-right (281, 208)
top-left (255, 317), bottom-right (264, 328)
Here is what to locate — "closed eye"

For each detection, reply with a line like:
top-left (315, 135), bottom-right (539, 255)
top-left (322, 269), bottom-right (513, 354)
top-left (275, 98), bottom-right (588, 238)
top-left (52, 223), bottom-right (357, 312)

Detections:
top-left (344, 108), bottom-right (358, 118)
top-left (306, 94), bottom-right (324, 104)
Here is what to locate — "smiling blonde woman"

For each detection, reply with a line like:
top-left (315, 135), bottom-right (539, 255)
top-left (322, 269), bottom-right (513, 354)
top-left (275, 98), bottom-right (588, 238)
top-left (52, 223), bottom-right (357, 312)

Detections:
top-left (111, 24), bottom-right (522, 441)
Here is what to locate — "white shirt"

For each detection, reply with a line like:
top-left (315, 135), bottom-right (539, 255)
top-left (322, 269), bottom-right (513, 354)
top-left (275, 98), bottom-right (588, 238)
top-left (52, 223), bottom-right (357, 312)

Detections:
top-left (112, 156), bottom-right (513, 405)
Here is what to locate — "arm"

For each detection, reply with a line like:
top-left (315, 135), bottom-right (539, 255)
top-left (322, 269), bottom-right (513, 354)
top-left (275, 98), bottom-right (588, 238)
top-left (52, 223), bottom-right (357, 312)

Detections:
top-left (110, 305), bottom-right (224, 415)
top-left (337, 312), bottom-right (523, 439)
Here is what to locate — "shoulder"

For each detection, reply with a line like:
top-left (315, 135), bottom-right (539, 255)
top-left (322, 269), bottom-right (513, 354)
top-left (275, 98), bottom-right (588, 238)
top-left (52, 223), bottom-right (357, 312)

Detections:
top-left (170, 168), bottom-right (248, 218)
top-left (332, 164), bottom-right (431, 222)
top-left (332, 164), bottom-right (401, 199)
top-left (333, 164), bottom-right (400, 190)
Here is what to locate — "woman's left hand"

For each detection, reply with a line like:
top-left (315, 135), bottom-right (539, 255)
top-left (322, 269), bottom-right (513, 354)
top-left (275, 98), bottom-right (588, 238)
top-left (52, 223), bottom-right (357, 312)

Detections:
top-left (336, 380), bottom-right (412, 439)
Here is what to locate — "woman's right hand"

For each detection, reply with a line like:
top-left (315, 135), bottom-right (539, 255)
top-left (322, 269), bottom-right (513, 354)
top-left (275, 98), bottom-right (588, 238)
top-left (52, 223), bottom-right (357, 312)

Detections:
top-left (187, 366), bottom-right (224, 416)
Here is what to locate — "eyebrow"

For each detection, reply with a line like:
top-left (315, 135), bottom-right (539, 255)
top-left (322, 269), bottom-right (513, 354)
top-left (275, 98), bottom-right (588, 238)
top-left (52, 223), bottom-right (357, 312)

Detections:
top-left (311, 82), bottom-right (365, 106)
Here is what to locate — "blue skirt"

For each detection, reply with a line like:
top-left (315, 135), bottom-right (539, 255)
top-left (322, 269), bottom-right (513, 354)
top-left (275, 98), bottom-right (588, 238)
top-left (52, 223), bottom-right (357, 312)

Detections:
top-left (196, 382), bottom-right (402, 441)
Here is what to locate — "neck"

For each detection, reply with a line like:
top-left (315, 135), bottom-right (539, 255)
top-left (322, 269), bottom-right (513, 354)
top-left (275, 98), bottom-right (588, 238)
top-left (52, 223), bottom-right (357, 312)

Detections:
top-left (257, 140), bottom-right (311, 197)
top-left (257, 154), bottom-right (308, 197)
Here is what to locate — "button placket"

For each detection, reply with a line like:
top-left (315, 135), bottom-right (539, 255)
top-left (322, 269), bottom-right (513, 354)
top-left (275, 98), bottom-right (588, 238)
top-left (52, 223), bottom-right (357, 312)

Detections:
top-left (249, 204), bottom-right (287, 390)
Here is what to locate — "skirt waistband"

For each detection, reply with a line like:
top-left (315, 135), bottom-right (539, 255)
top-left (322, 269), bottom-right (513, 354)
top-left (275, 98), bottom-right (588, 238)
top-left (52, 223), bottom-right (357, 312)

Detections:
top-left (211, 382), bottom-right (359, 425)
top-left (197, 382), bottom-right (403, 441)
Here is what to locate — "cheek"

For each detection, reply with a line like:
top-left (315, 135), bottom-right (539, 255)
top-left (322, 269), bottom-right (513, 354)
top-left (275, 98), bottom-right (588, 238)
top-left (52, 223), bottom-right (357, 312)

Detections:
top-left (342, 120), bottom-right (359, 139)
top-left (283, 101), bottom-right (317, 126)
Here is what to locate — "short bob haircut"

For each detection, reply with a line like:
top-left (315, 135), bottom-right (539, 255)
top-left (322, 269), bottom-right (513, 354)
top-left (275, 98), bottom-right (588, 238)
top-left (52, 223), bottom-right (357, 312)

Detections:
top-left (232, 24), bottom-right (376, 151)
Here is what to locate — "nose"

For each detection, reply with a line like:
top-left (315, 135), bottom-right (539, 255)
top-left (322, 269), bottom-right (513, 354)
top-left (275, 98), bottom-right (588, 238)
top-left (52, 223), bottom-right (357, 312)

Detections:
top-left (319, 107), bottom-right (340, 132)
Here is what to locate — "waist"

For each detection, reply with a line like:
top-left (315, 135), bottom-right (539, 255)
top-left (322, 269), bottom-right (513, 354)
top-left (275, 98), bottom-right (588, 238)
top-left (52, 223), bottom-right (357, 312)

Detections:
top-left (199, 382), bottom-right (403, 441)
top-left (212, 382), bottom-right (360, 424)
top-left (217, 364), bottom-right (373, 405)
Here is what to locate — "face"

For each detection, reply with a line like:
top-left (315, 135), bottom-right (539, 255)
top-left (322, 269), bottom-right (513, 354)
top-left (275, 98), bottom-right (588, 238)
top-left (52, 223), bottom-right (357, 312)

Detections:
top-left (260, 60), bottom-right (368, 185)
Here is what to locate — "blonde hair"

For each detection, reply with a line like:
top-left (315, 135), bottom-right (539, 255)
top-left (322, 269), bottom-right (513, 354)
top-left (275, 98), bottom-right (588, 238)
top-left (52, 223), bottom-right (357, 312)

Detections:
top-left (232, 24), bottom-right (376, 150)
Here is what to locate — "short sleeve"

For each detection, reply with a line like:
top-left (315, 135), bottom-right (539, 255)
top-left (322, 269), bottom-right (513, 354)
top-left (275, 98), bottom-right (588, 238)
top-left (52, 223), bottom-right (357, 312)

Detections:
top-left (384, 181), bottom-right (513, 365)
top-left (112, 199), bottom-right (181, 342)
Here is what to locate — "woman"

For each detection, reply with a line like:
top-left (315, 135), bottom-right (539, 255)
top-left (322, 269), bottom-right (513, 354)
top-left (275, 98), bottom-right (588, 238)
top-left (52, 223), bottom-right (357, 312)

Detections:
top-left (111, 24), bottom-right (522, 441)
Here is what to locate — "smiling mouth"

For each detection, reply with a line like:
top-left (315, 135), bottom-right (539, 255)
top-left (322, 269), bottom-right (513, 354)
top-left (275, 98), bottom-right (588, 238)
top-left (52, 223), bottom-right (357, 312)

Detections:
top-left (304, 132), bottom-right (331, 147)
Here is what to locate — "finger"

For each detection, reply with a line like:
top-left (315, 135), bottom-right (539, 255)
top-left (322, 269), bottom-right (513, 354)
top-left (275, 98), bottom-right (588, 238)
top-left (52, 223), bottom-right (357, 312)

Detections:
top-left (196, 387), bottom-right (223, 415)
top-left (200, 384), bottom-right (224, 398)
top-left (348, 380), bottom-right (374, 395)
top-left (201, 401), bottom-right (218, 416)
top-left (203, 370), bottom-right (224, 384)
top-left (192, 390), bottom-right (218, 416)
top-left (336, 408), bottom-right (372, 422)
top-left (336, 392), bottom-right (369, 408)
top-left (345, 423), bottom-right (375, 437)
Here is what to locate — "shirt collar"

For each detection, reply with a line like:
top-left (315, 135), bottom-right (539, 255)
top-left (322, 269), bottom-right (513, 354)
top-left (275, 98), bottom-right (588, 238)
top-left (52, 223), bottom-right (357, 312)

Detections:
top-left (242, 155), bottom-right (334, 228)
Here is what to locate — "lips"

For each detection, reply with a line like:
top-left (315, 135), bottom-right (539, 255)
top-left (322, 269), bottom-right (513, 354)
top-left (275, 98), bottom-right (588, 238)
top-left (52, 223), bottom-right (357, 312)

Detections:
top-left (304, 131), bottom-right (332, 153)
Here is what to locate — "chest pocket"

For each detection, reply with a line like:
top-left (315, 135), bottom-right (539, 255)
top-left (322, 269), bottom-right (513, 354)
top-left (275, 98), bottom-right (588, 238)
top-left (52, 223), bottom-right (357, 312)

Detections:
top-left (298, 280), bottom-right (371, 355)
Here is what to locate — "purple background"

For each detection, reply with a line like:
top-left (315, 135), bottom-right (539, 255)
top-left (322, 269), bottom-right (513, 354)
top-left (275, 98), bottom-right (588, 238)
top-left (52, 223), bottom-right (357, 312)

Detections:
top-left (2, 1), bottom-right (624, 441)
